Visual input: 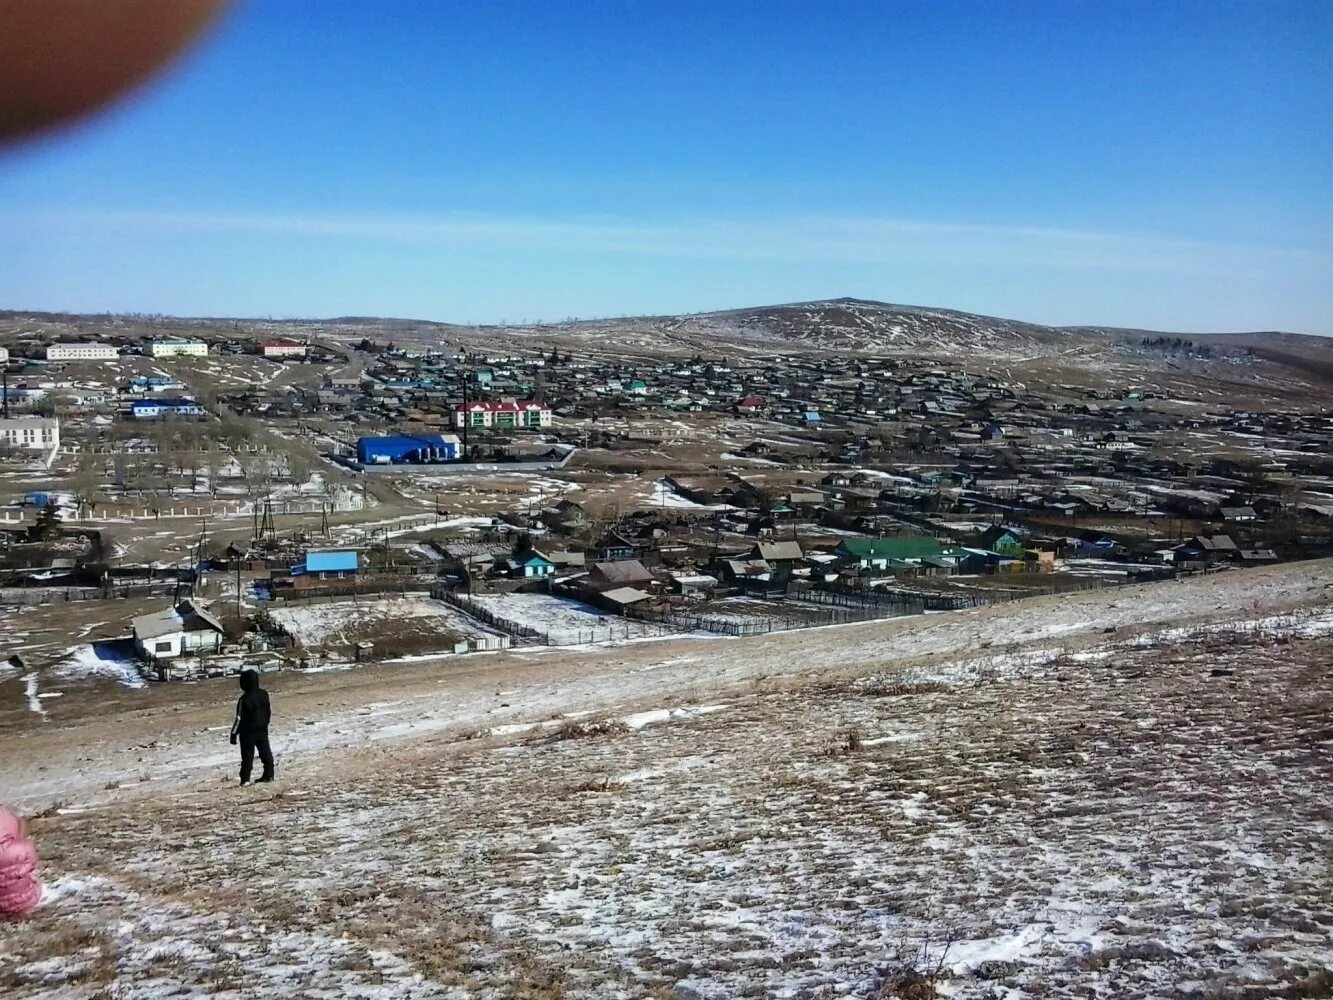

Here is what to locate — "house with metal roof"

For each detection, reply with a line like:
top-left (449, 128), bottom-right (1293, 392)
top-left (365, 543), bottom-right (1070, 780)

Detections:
top-left (295, 550), bottom-right (360, 577)
top-left (585, 559), bottom-right (654, 593)
top-left (835, 536), bottom-right (947, 571)
top-left (979, 525), bottom-right (1025, 556)
top-left (506, 549), bottom-right (556, 579)
top-left (132, 599), bottom-right (226, 660)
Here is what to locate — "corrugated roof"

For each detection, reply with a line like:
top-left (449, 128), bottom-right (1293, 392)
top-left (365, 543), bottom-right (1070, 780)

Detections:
top-left (755, 541), bottom-right (803, 561)
top-left (601, 587), bottom-right (651, 605)
top-left (838, 536), bottom-right (944, 561)
top-left (306, 550), bottom-right (359, 572)
top-left (589, 560), bottom-right (653, 585)
top-left (132, 600), bottom-right (225, 640)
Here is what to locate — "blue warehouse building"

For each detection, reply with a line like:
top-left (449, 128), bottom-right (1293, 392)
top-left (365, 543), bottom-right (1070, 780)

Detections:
top-left (356, 433), bottom-right (461, 465)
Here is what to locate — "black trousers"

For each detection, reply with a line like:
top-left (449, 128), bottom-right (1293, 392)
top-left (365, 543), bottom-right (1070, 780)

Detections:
top-left (239, 729), bottom-right (275, 782)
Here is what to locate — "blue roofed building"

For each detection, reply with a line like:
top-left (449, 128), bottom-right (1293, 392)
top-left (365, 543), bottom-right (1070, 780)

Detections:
top-left (357, 433), bottom-right (461, 465)
top-left (294, 550), bottom-right (360, 580)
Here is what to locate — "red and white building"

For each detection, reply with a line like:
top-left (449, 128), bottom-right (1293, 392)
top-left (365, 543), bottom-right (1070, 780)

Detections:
top-left (260, 340), bottom-right (307, 359)
top-left (454, 401), bottom-right (553, 430)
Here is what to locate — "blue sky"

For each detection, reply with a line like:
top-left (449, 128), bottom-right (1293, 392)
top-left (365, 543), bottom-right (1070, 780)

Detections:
top-left (1, 0), bottom-right (1330, 332)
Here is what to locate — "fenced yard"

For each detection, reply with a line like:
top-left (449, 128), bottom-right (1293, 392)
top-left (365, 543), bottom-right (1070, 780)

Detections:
top-left (267, 596), bottom-right (510, 659)
top-left (627, 594), bottom-right (911, 637)
top-left (442, 591), bottom-right (671, 646)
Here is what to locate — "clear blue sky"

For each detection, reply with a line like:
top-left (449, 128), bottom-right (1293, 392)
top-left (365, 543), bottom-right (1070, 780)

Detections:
top-left (2, 0), bottom-right (1330, 332)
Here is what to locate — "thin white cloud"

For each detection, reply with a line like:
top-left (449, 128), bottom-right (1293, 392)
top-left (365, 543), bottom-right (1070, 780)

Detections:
top-left (4, 205), bottom-right (1327, 275)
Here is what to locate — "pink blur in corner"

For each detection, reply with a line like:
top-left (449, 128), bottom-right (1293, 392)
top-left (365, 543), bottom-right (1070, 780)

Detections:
top-left (0, 808), bottom-right (42, 917)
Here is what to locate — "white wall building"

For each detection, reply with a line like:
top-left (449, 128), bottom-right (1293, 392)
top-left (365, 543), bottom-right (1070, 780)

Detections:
top-left (0, 347), bottom-right (9, 363)
top-left (260, 340), bottom-right (307, 358)
top-left (454, 401), bottom-right (553, 429)
top-left (46, 342), bottom-right (118, 361)
top-left (132, 600), bottom-right (226, 660)
top-left (0, 417), bottom-right (59, 452)
top-left (149, 338), bottom-right (209, 358)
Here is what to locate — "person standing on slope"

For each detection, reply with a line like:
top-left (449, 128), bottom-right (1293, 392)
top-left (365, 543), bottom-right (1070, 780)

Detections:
top-left (230, 669), bottom-right (275, 785)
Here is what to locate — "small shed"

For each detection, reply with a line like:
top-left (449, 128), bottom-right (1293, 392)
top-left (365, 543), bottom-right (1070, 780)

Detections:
top-left (600, 587), bottom-right (652, 610)
top-left (670, 573), bottom-right (718, 597)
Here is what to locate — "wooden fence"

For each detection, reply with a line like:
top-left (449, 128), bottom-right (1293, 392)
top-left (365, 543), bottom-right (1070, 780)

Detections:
top-left (625, 601), bottom-right (889, 637)
top-left (434, 588), bottom-right (542, 641)
top-left (271, 579), bottom-right (436, 604)
top-left (0, 581), bottom-right (189, 606)
top-left (436, 587), bottom-right (670, 647)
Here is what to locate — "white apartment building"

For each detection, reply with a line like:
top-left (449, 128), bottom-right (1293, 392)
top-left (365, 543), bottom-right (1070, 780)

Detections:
top-left (454, 401), bottom-right (554, 429)
top-left (0, 417), bottom-right (59, 452)
top-left (46, 342), bottom-right (118, 361)
top-left (0, 347), bottom-right (9, 363)
top-left (149, 338), bottom-right (209, 358)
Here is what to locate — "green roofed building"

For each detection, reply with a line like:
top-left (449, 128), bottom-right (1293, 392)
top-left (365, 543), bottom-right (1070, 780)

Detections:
top-left (835, 535), bottom-right (947, 570)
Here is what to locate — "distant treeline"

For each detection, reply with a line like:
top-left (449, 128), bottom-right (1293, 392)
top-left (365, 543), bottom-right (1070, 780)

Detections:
top-left (1135, 336), bottom-right (1254, 359)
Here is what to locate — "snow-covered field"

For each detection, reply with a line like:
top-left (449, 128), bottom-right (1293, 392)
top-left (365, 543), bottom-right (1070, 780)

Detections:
top-left (269, 596), bottom-right (504, 650)
top-left (640, 478), bottom-right (736, 510)
top-left (466, 592), bottom-right (664, 642)
top-left (49, 642), bottom-right (144, 689)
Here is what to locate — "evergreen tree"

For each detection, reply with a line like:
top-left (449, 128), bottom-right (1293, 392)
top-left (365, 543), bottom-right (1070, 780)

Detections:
top-left (32, 500), bottom-right (62, 540)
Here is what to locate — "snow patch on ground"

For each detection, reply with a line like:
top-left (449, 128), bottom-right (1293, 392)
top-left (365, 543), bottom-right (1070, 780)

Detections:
top-left (24, 673), bottom-right (47, 717)
top-left (50, 643), bottom-right (146, 689)
top-left (621, 704), bottom-right (727, 730)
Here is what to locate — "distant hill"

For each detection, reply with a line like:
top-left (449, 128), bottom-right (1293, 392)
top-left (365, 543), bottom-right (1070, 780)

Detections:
top-left (1, 298), bottom-right (1326, 363)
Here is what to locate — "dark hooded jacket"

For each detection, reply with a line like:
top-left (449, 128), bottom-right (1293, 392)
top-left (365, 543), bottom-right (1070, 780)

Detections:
top-left (232, 670), bottom-right (271, 736)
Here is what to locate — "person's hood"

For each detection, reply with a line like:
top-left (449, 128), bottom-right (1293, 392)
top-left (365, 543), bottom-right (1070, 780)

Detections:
top-left (238, 669), bottom-right (259, 692)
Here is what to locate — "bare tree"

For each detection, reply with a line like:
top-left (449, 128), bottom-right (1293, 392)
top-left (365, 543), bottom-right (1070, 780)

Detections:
top-left (286, 444), bottom-right (315, 487)
top-left (69, 453), bottom-right (104, 516)
top-left (202, 449), bottom-right (223, 498)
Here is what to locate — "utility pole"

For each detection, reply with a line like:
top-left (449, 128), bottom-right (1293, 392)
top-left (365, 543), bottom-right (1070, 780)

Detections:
top-left (460, 363), bottom-right (470, 459)
top-left (196, 516), bottom-right (208, 572)
top-left (259, 496), bottom-right (275, 540)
